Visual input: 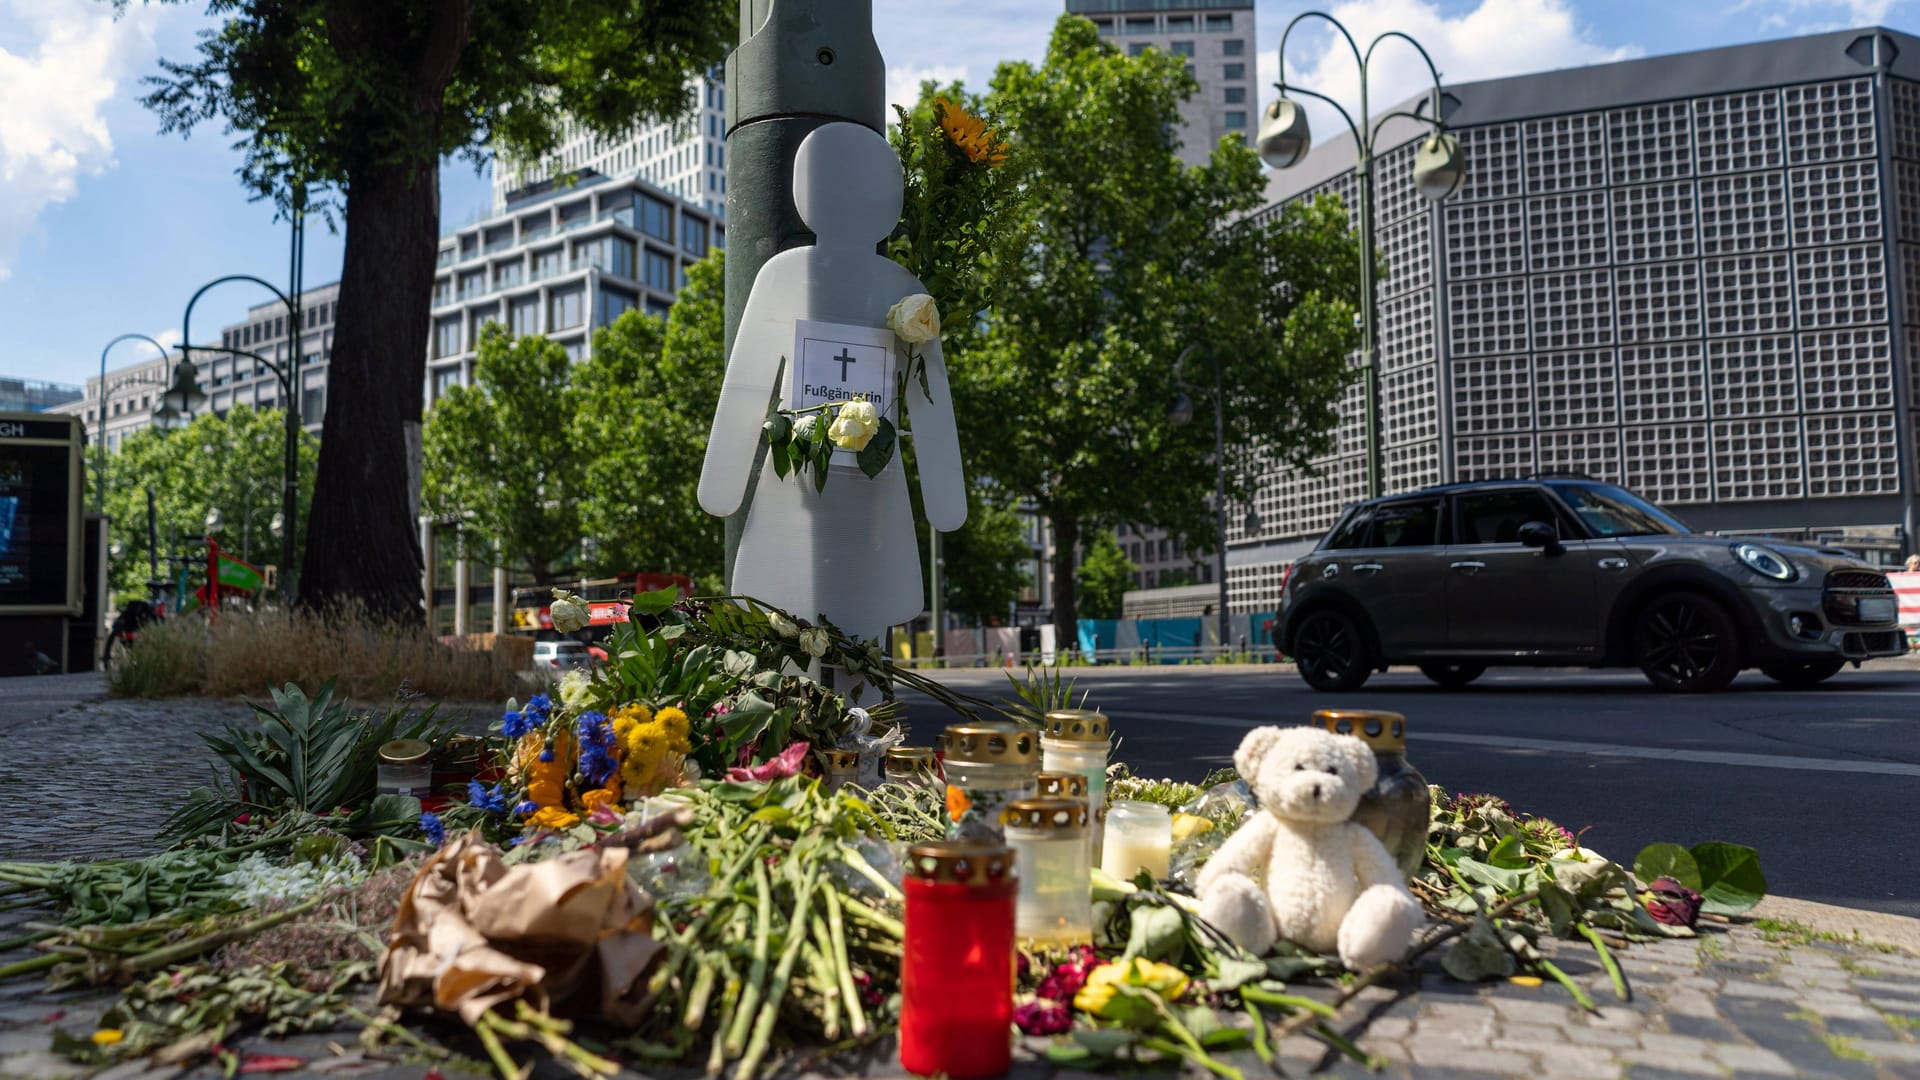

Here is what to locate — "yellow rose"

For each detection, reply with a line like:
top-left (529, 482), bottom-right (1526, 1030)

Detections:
top-left (886, 294), bottom-right (941, 344)
top-left (527, 806), bottom-right (581, 830)
top-left (827, 397), bottom-right (881, 452)
top-left (1074, 957), bottom-right (1190, 1018)
top-left (90, 1029), bottom-right (124, 1046)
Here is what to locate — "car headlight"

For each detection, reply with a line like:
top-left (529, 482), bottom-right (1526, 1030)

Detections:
top-left (1732, 542), bottom-right (1797, 582)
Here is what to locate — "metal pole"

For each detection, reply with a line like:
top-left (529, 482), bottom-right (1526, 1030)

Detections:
top-left (1213, 353), bottom-right (1229, 657)
top-left (145, 486), bottom-right (158, 590)
top-left (930, 528), bottom-right (942, 659)
top-left (1355, 79), bottom-right (1383, 500)
top-left (281, 184), bottom-right (305, 605)
top-left (722, 0), bottom-right (886, 587)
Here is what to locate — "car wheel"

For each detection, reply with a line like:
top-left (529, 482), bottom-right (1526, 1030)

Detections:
top-left (1292, 609), bottom-right (1375, 691)
top-left (1759, 658), bottom-right (1846, 689)
top-left (1631, 592), bottom-right (1741, 693)
top-left (1419, 662), bottom-right (1486, 689)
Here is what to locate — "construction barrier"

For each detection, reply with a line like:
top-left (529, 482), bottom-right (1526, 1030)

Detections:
top-left (1892, 570), bottom-right (1920, 647)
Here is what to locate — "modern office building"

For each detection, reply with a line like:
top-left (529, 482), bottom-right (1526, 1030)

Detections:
top-left (49, 357), bottom-right (175, 452)
top-left (1068, 0), bottom-right (1258, 166)
top-left (487, 75), bottom-right (728, 219)
top-left (1224, 27), bottom-right (1920, 614)
top-left (0, 378), bottom-right (81, 414)
top-left (426, 172), bottom-right (724, 407)
top-left (208, 282), bottom-right (339, 430)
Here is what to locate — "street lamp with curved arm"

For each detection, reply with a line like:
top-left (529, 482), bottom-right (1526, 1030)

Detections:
top-left (94, 334), bottom-right (176, 516)
top-left (1260, 11), bottom-right (1468, 499)
top-left (181, 272), bottom-right (306, 606)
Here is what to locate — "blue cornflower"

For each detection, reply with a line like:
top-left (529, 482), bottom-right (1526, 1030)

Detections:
top-left (514, 800), bottom-right (539, 817)
top-left (539, 748), bottom-right (555, 762)
top-left (502, 709), bottom-right (531, 739)
top-left (525, 694), bottom-right (553, 719)
top-left (575, 711), bottom-right (617, 786)
top-left (468, 780), bottom-right (509, 813)
top-left (419, 812), bottom-right (446, 845)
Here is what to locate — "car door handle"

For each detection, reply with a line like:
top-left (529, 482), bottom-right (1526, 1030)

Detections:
top-left (1598, 557), bottom-right (1629, 570)
top-left (1352, 562), bottom-right (1384, 574)
top-left (1450, 560), bottom-right (1486, 575)
top-left (1321, 564), bottom-right (1340, 579)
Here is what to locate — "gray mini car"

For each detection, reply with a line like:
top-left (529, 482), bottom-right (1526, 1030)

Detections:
top-left (1275, 478), bottom-right (1907, 692)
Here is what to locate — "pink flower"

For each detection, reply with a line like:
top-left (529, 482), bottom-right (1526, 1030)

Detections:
top-left (727, 741), bottom-right (812, 782)
top-left (1035, 944), bottom-right (1103, 1001)
top-left (586, 802), bottom-right (624, 826)
top-left (1644, 878), bottom-right (1703, 928)
top-left (1013, 1001), bottom-right (1073, 1036)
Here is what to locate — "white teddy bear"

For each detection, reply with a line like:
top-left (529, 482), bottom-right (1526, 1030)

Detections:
top-left (1195, 725), bottom-right (1423, 970)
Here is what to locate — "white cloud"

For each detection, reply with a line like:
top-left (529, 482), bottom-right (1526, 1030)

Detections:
top-left (886, 63), bottom-right (972, 112)
top-left (1731, 0), bottom-right (1904, 32)
top-left (0, 0), bottom-right (157, 284)
top-left (1256, 0), bottom-right (1636, 151)
top-left (151, 327), bottom-right (182, 351)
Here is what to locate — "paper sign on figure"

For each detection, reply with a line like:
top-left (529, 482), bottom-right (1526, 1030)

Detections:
top-left (793, 320), bottom-right (895, 414)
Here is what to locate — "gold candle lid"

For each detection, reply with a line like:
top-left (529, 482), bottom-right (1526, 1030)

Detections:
top-left (932, 732), bottom-right (950, 754)
top-left (1042, 709), bottom-right (1109, 742)
top-left (1313, 709), bottom-right (1406, 751)
top-left (905, 841), bottom-right (1016, 885)
top-left (943, 722), bottom-right (1039, 765)
top-left (886, 747), bottom-right (937, 767)
top-left (1036, 771), bottom-right (1089, 799)
top-left (379, 739), bottom-right (431, 764)
top-left (1003, 797), bottom-right (1089, 831)
top-left (817, 747), bottom-right (861, 771)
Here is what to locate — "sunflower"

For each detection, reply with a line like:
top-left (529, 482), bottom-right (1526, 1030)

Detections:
top-left (936, 97), bottom-right (1007, 166)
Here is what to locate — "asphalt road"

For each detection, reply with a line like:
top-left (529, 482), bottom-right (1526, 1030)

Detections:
top-left (898, 660), bottom-right (1920, 919)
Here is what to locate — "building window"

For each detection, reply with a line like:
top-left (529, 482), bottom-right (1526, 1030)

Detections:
top-left (1123, 16), bottom-right (1154, 34)
top-left (509, 296), bottom-right (539, 336)
top-left (493, 260), bottom-right (523, 289)
top-left (1091, 17), bottom-right (1113, 33)
top-left (1225, 111), bottom-right (1247, 129)
top-left (459, 234), bottom-right (478, 260)
top-left (1166, 14), bottom-right (1194, 31)
top-left (643, 248), bottom-right (675, 291)
top-left (562, 338), bottom-right (586, 361)
top-left (1224, 63), bottom-right (1245, 81)
top-left (530, 246), bottom-right (563, 281)
top-left (433, 316), bottom-right (461, 358)
top-left (548, 286), bottom-right (585, 330)
top-left (683, 217), bottom-right (708, 257)
top-left (458, 269), bottom-right (486, 299)
top-left (519, 212), bottom-right (550, 241)
top-left (1224, 86), bottom-right (1245, 104)
top-left (600, 190), bottom-right (634, 226)
top-left (1223, 38), bottom-right (1246, 56)
top-left (558, 200), bottom-right (591, 232)
top-left (471, 303), bottom-right (501, 334)
top-left (1128, 42), bottom-right (1150, 56)
top-left (646, 298), bottom-right (673, 321)
top-left (1170, 41), bottom-right (1195, 57)
top-left (436, 247), bottom-right (454, 268)
top-left (1205, 13), bottom-right (1233, 31)
top-left (302, 386), bottom-right (325, 420)
top-left (432, 367), bottom-right (462, 401)
top-left (574, 236), bottom-right (635, 277)
top-left (432, 278), bottom-right (451, 306)
top-left (642, 197), bottom-right (673, 242)
top-left (483, 224), bottom-right (513, 253)
top-left (596, 287), bottom-right (637, 327)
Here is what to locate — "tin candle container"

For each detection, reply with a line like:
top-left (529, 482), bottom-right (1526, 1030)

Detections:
top-left (942, 722), bottom-right (1040, 843)
top-left (899, 841), bottom-right (1016, 1078)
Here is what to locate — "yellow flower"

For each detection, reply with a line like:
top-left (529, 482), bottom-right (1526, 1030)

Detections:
top-left (527, 806), bottom-right (580, 830)
top-left (937, 97), bottom-right (1007, 166)
top-left (1171, 813), bottom-right (1214, 841)
top-left (1073, 957), bottom-right (1189, 1018)
top-left (90, 1029), bottom-right (124, 1046)
top-left (581, 785), bottom-right (622, 815)
top-left (827, 397), bottom-right (881, 452)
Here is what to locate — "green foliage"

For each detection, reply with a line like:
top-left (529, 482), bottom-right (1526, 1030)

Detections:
top-left (102, 406), bottom-right (317, 606)
top-left (951, 15), bottom-right (1363, 629)
top-left (1076, 533), bottom-right (1137, 620)
top-left (423, 326), bottom-right (584, 583)
top-left (927, 489), bottom-right (1034, 622)
top-left (1688, 842), bottom-right (1768, 916)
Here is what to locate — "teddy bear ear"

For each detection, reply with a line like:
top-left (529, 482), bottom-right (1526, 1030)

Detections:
top-left (1334, 734), bottom-right (1378, 788)
top-left (1233, 727), bottom-right (1286, 780)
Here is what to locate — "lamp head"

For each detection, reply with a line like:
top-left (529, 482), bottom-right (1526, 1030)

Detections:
top-left (1167, 391), bottom-right (1196, 428)
top-left (1412, 132), bottom-right (1467, 201)
top-left (1257, 96), bottom-right (1312, 170)
top-left (205, 507), bottom-right (222, 531)
top-left (149, 399), bottom-right (182, 431)
top-left (161, 356), bottom-right (208, 417)
top-left (270, 511), bottom-right (285, 536)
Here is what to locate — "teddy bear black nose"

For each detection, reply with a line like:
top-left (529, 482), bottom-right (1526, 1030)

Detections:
top-left (1311, 782), bottom-right (1323, 800)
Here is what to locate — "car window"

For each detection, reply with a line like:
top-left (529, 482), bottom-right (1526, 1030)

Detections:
top-left (1370, 499), bottom-right (1442, 548)
top-left (1548, 481), bottom-right (1689, 537)
top-left (1456, 489), bottom-right (1562, 545)
top-left (1323, 505), bottom-right (1374, 550)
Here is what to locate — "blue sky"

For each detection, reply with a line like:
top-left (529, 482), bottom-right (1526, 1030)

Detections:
top-left (0, 0), bottom-right (1909, 388)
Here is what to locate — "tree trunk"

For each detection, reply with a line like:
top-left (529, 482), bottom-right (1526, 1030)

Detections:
top-left (1050, 512), bottom-right (1078, 643)
top-left (298, 154), bottom-right (438, 623)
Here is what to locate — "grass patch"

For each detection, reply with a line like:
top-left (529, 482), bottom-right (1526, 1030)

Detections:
top-left (1820, 1034), bottom-right (1871, 1062)
top-left (1838, 956), bottom-right (1883, 978)
top-left (1695, 935), bottom-right (1728, 962)
top-left (1884, 1013), bottom-right (1920, 1033)
top-left (1751, 917), bottom-right (1898, 953)
top-left (109, 604), bottom-right (525, 702)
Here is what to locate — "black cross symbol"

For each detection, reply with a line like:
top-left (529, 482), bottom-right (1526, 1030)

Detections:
top-left (833, 347), bottom-right (858, 381)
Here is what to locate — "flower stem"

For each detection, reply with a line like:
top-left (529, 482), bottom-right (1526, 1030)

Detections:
top-left (1576, 922), bottom-right (1630, 1001)
top-left (1537, 958), bottom-right (1598, 1013)
top-left (824, 885), bottom-right (868, 1037)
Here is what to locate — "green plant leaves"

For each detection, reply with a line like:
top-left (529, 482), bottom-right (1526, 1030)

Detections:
top-left (629, 584), bottom-right (680, 616)
top-left (1691, 842), bottom-right (1766, 916)
top-left (1633, 843), bottom-right (1701, 891)
top-left (856, 418), bottom-right (896, 479)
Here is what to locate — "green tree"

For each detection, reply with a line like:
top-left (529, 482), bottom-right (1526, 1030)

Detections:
top-left (573, 254), bottom-right (726, 585)
top-left (954, 16), bottom-right (1361, 637)
top-left (927, 489), bottom-right (1033, 624)
top-left (423, 325), bottom-right (583, 585)
top-left (138, 0), bottom-right (734, 621)
top-left (102, 407), bottom-right (318, 605)
top-left (1156, 567), bottom-right (1198, 589)
top-left (1074, 532), bottom-right (1136, 620)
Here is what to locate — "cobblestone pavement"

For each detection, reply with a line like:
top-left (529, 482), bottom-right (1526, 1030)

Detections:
top-left (3, 683), bottom-right (1920, 1078)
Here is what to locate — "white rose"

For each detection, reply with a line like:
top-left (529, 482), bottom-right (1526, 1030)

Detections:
top-left (887, 293), bottom-right (941, 344)
top-left (792, 414), bottom-right (819, 442)
top-left (798, 627), bottom-right (831, 658)
top-left (768, 611), bottom-right (799, 639)
top-left (550, 589), bottom-right (590, 633)
top-left (558, 669), bottom-right (594, 710)
top-left (827, 397), bottom-right (881, 452)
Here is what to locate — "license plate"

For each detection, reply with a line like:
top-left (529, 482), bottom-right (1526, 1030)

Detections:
top-left (1857, 596), bottom-right (1897, 623)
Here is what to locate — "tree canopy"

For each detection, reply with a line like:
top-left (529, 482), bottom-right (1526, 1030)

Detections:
top-left (951, 15), bottom-right (1362, 634)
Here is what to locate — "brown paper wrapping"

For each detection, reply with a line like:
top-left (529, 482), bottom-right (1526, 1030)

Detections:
top-left (377, 831), bottom-right (668, 1026)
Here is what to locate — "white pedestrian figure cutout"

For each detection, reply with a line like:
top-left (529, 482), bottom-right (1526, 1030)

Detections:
top-left (698, 122), bottom-right (967, 645)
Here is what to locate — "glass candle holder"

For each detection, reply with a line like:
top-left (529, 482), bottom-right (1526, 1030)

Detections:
top-left (1315, 709), bottom-right (1430, 879)
top-left (1101, 800), bottom-right (1172, 881)
top-left (1041, 710), bottom-right (1110, 863)
top-left (376, 739), bottom-right (433, 798)
top-left (1002, 798), bottom-right (1092, 947)
top-left (885, 747), bottom-right (942, 789)
top-left (942, 722), bottom-right (1040, 843)
top-left (900, 841), bottom-right (1016, 1079)
top-left (1034, 772), bottom-right (1088, 800)
top-left (816, 747), bottom-right (861, 793)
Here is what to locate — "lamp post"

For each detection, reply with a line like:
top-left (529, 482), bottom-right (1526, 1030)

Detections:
top-left (1166, 344), bottom-right (1230, 658)
top-left (95, 334), bottom-right (198, 515)
top-left (182, 275), bottom-right (303, 606)
top-left (1259, 12), bottom-right (1467, 499)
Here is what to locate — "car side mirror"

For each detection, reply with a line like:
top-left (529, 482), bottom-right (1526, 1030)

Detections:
top-left (1517, 520), bottom-right (1563, 554)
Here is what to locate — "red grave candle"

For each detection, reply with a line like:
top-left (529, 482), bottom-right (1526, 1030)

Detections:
top-left (899, 841), bottom-right (1017, 1079)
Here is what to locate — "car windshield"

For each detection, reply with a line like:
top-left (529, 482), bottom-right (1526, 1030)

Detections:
top-left (1548, 482), bottom-right (1690, 538)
